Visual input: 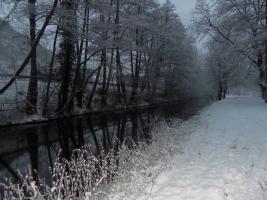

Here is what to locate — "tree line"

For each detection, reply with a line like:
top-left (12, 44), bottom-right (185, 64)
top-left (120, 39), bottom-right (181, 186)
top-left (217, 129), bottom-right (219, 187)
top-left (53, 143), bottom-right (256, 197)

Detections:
top-left (194, 0), bottom-right (267, 100)
top-left (0, 0), bottom-right (199, 116)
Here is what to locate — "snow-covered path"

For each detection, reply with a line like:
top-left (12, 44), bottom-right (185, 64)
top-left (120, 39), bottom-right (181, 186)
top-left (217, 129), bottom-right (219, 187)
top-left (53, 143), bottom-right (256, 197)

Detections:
top-left (140, 96), bottom-right (267, 200)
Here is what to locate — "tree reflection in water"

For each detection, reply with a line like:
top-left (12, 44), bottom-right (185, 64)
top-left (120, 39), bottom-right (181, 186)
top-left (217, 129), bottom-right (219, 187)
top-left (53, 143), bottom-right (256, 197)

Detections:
top-left (0, 102), bottom-right (198, 186)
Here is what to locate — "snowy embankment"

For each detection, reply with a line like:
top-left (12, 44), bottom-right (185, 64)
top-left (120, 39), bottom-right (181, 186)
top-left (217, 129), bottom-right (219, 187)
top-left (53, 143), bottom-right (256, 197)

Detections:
top-left (3, 96), bottom-right (267, 200)
top-left (135, 96), bottom-right (267, 200)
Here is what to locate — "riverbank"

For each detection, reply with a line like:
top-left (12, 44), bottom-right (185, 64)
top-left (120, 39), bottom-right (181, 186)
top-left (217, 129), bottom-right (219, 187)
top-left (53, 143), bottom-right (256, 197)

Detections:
top-left (0, 98), bottom-right (199, 128)
top-left (0, 97), bottom-right (203, 199)
top-left (134, 96), bottom-right (267, 200)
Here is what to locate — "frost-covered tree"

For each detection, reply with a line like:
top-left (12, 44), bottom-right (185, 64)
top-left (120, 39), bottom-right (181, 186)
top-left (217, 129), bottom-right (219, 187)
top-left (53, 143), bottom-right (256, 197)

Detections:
top-left (194, 0), bottom-right (267, 99)
top-left (206, 38), bottom-right (247, 100)
top-left (0, 0), bottom-right (205, 117)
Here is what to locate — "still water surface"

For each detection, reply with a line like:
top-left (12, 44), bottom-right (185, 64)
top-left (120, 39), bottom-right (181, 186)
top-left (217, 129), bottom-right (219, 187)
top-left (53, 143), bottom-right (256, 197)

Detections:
top-left (0, 101), bottom-right (201, 184)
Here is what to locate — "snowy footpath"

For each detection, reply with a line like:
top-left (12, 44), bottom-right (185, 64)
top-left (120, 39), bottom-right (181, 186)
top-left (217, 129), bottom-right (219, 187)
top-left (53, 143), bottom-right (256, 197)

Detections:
top-left (139, 96), bottom-right (267, 200)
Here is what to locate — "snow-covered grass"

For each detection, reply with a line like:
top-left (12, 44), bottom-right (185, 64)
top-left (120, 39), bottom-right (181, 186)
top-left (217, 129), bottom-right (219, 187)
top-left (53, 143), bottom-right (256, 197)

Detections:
top-left (1, 119), bottom-right (183, 200)
top-left (136, 96), bottom-right (267, 200)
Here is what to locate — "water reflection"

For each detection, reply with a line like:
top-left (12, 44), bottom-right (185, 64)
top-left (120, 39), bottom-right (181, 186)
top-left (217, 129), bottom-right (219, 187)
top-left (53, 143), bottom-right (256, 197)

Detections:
top-left (0, 102), bottom-right (198, 184)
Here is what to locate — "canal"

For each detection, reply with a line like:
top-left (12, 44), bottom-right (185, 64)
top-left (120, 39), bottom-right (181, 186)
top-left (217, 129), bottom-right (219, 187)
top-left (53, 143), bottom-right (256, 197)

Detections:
top-left (0, 100), bottom-right (202, 186)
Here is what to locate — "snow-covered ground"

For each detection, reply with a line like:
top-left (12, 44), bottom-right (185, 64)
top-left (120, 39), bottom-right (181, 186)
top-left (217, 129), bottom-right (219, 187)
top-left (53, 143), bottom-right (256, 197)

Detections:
top-left (3, 96), bottom-right (267, 200)
top-left (135, 96), bottom-right (267, 200)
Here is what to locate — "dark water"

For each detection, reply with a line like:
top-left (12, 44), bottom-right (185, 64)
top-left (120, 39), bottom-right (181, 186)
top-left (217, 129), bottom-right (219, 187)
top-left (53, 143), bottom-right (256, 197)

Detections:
top-left (0, 100), bottom-right (201, 184)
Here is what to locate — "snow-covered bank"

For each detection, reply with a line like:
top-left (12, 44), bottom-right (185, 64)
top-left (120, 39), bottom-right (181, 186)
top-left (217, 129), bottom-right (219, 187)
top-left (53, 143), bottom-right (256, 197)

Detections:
top-left (136, 96), bottom-right (267, 200)
top-left (4, 96), bottom-right (267, 200)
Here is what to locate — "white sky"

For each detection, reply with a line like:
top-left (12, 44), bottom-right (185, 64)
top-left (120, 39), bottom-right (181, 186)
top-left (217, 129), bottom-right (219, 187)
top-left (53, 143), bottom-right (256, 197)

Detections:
top-left (159, 0), bottom-right (197, 25)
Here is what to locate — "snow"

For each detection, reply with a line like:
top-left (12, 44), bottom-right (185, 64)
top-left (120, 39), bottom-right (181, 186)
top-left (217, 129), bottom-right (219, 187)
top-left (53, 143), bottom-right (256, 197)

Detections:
top-left (3, 96), bottom-right (267, 200)
top-left (136, 96), bottom-right (267, 200)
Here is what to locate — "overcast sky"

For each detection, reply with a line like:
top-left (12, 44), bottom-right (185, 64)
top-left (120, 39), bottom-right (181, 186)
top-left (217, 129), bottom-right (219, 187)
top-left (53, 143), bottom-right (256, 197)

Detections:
top-left (159, 0), bottom-right (206, 50)
top-left (159, 0), bottom-right (197, 25)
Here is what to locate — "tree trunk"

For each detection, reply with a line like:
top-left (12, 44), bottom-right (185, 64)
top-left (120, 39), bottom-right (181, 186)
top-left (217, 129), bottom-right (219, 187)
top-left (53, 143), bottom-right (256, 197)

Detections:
top-left (264, 0), bottom-right (267, 102)
top-left (58, 34), bottom-right (73, 112)
top-left (26, 0), bottom-right (38, 114)
top-left (105, 48), bottom-right (114, 96)
top-left (87, 66), bottom-right (102, 109)
top-left (82, 7), bottom-right (90, 85)
top-left (131, 51), bottom-right (141, 102)
top-left (114, 0), bottom-right (126, 103)
top-left (70, 4), bottom-right (89, 110)
top-left (116, 48), bottom-right (126, 103)
top-left (57, 0), bottom-right (76, 113)
top-left (43, 25), bottom-right (59, 115)
top-left (257, 51), bottom-right (266, 99)
top-left (217, 81), bottom-right (223, 101)
top-left (101, 49), bottom-right (107, 104)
